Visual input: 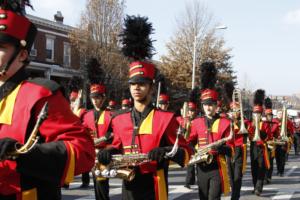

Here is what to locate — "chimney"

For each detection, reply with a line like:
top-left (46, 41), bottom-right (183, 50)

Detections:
top-left (54, 11), bottom-right (64, 24)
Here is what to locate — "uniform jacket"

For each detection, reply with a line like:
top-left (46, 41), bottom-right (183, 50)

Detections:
top-left (83, 109), bottom-right (111, 149)
top-left (0, 77), bottom-right (95, 200)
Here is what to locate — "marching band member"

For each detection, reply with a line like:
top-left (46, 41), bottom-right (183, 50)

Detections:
top-left (224, 82), bottom-right (251, 200)
top-left (264, 97), bottom-right (279, 184)
top-left (0, 1), bottom-right (95, 199)
top-left (158, 93), bottom-right (170, 111)
top-left (107, 96), bottom-right (118, 113)
top-left (97, 15), bottom-right (191, 200)
top-left (188, 62), bottom-right (232, 200)
top-left (249, 89), bottom-right (270, 196)
top-left (293, 115), bottom-right (300, 155)
top-left (82, 58), bottom-right (112, 200)
top-left (184, 89), bottom-right (199, 189)
top-left (121, 88), bottom-right (132, 110)
top-left (68, 77), bottom-right (90, 189)
top-left (273, 107), bottom-right (295, 176)
top-left (68, 76), bottom-right (86, 119)
top-left (157, 77), bottom-right (170, 111)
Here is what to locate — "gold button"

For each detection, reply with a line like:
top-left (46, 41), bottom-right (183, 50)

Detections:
top-left (0, 24), bottom-right (6, 30)
top-left (0, 13), bottom-right (7, 19)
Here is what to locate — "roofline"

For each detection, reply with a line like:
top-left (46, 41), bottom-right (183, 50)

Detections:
top-left (26, 14), bottom-right (74, 33)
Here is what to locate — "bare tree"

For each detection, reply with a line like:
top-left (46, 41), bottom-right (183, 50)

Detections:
top-left (70, 0), bottom-right (128, 92)
top-left (160, 0), bottom-right (235, 96)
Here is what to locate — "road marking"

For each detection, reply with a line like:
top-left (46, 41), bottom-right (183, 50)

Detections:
top-left (272, 190), bottom-right (296, 200)
top-left (285, 165), bottom-right (297, 177)
top-left (271, 165), bottom-right (297, 200)
top-left (169, 185), bottom-right (197, 199)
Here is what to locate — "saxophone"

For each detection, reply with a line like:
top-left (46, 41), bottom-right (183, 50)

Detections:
top-left (188, 121), bottom-right (234, 166)
top-left (3, 102), bottom-right (48, 160)
top-left (95, 125), bottom-right (183, 181)
top-left (94, 153), bottom-right (149, 181)
top-left (94, 135), bottom-right (113, 146)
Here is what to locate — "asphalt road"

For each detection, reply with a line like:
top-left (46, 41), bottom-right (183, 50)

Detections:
top-left (62, 150), bottom-right (300, 200)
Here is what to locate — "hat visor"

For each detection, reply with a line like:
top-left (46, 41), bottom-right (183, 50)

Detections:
top-left (201, 99), bottom-right (217, 105)
top-left (90, 93), bottom-right (104, 98)
top-left (0, 33), bottom-right (19, 46)
top-left (159, 100), bottom-right (169, 105)
top-left (128, 76), bottom-right (153, 84)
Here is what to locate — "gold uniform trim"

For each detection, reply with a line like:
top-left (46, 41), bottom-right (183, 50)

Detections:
top-left (138, 110), bottom-right (154, 135)
top-left (73, 108), bottom-right (82, 117)
top-left (97, 111), bottom-right (105, 125)
top-left (0, 84), bottom-right (22, 125)
top-left (157, 169), bottom-right (167, 200)
top-left (129, 64), bottom-right (143, 71)
top-left (129, 71), bottom-right (144, 78)
top-left (22, 188), bottom-right (37, 200)
top-left (219, 155), bottom-right (231, 195)
top-left (183, 149), bottom-right (190, 166)
top-left (64, 142), bottom-right (75, 184)
top-left (211, 119), bottom-right (221, 133)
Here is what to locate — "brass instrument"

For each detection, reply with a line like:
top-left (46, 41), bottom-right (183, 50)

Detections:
top-left (232, 89), bottom-right (248, 134)
top-left (252, 113), bottom-right (262, 142)
top-left (95, 126), bottom-right (182, 181)
top-left (188, 122), bottom-right (234, 165)
top-left (181, 102), bottom-right (192, 139)
top-left (279, 105), bottom-right (289, 142)
top-left (165, 127), bottom-right (183, 158)
top-left (71, 89), bottom-right (82, 114)
top-left (4, 102), bottom-right (48, 160)
top-left (94, 135), bottom-right (113, 146)
top-left (94, 153), bottom-right (150, 181)
top-left (267, 139), bottom-right (286, 147)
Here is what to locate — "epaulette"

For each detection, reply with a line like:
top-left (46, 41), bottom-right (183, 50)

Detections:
top-left (27, 78), bottom-right (61, 93)
top-left (111, 108), bottom-right (131, 119)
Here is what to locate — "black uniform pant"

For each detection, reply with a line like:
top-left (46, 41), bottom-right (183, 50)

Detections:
top-left (266, 148), bottom-right (274, 180)
top-left (227, 146), bottom-right (244, 200)
top-left (196, 162), bottom-right (222, 200)
top-left (294, 133), bottom-right (300, 154)
top-left (275, 145), bottom-right (286, 175)
top-left (82, 171), bottom-right (90, 185)
top-left (185, 164), bottom-right (196, 186)
top-left (92, 175), bottom-right (110, 200)
top-left (250, 142), bottom-right (266, 193)
top-left (122, 171), bottom-right (158, 200)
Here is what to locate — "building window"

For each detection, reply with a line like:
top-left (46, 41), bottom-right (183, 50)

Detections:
top-left (46, 36), bottom-right (55, 61)
top-left (30, 42), bottom-right (37, 57)
top-left (63, 42), bottom-right (71, 67)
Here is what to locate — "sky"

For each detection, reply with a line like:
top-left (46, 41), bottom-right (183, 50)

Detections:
top-left (28, 0), bottom-right (300, 96)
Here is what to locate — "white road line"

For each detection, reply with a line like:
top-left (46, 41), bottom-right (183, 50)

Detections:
top-left (272, 190), bottom-right (295, 200)
top-left (285, 165), bottom-right (297, 177)
top-left (271, 165), bottom-right (297, 200)
top-left (169, 185), bottom-right (197, 200)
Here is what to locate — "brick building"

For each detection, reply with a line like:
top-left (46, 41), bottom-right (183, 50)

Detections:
top-left (26, 11), bottom-right (81, 89)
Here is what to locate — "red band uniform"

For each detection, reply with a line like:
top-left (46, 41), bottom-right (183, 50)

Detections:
top-left (188, 62), bottom-right (232, 200)
top-left (97, 16), bottom-right (192, 200)
top-left (82, 58), bottom-right (112, 200)
top-left (0, 2), bottom-right (95, 199)
top-left (107, 60), bottom-right (191, 200)
top-left (273, 111), bottom-right (295, 176)
top-left (264, 98), bottom-right (279, 183)
top-left (224, 82), bottom-right (252, 200)
top-left (249, 90), bottom-right (270, 196)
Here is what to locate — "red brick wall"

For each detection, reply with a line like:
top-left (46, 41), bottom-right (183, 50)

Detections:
top-left (31, 24), bottom-right (81, 69)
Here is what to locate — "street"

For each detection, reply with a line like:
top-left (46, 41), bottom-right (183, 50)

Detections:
top-left (62, 150), bottom-right (300, 200)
